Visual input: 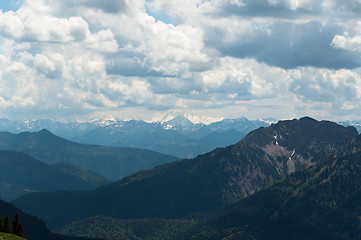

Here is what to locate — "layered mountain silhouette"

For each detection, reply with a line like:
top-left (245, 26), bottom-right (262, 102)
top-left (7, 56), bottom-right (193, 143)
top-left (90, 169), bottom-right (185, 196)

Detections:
top-left (12, 117), bottom-right (358, 229)
top-left (0, 129), bottom-right (179, 180)
top-left (0, 151), bottom-right (108, 201)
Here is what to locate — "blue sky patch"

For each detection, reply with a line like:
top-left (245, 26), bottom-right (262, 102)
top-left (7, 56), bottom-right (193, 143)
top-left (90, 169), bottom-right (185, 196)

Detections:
top-left (0, 0), bottom-right (22, 12)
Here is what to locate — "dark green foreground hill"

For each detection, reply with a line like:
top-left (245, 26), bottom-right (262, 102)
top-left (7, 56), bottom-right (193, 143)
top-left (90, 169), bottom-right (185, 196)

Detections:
top-left (13, 117), bottom-right (358, 229)
top-left (0, 197), bottom-right (102, 240)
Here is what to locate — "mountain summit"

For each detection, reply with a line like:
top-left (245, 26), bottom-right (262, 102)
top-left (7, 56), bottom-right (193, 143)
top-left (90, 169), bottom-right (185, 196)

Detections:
top-left (241, 116), bottom-right (357, 174)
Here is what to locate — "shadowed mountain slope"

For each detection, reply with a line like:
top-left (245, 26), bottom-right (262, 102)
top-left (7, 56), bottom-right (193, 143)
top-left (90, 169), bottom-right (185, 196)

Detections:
top-left (52, 163), bottom-right (109, 187)
top-left (57, 150), bottom-right (361, 240)
top-left (0, 151), bottom-right (108, 201)
top-left (183, 150), bottom-right (361, 239)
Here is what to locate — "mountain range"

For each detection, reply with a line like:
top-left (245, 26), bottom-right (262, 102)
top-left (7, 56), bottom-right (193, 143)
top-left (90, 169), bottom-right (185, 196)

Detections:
top-left (1, 115), bottom-right (360, 159)
top-left (0, 116), bottom-right (273, 158)
top-left (52, 123), bottom-right (361, 240)
top-left (12, 117), bottom-right (358, 230)
top-left (2, 116), bottom-right (361, 239)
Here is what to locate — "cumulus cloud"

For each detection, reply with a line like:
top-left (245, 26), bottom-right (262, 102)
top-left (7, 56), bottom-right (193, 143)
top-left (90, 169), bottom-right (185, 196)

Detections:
top-left (0, 0), bottom-right (361, 121)
top-left (0, 9), bottom-right (90, 42)
top-left (332, 33), bottom-right (361, 52)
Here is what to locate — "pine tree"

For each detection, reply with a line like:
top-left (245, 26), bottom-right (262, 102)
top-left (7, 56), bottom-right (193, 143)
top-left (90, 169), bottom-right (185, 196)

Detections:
top-left (12, 212), bottom-right (19, 235)
top-left (15, 223), bottom-right (25, 238)
top-left (0, 214), bottom-right (3, 232)
top-left (3, 215), bottom-right (11, 233)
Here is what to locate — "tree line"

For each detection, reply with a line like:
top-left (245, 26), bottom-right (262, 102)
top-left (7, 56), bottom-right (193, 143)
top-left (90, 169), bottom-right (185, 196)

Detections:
top-left (0, 212), bottom-right (25, 238)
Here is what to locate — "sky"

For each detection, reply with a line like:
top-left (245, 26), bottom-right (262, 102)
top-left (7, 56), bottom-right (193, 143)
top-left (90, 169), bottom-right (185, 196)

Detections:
top-left (0, 0), bottom-right (361, 122)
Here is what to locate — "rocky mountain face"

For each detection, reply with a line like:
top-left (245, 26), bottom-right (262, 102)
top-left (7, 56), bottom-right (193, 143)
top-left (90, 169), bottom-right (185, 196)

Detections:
top-left (185, 150), bottom-right (361, 239)
top-left (12, 117), bottom-right (358, 229)
top-left (241, 117), bottom-right (357, 173)
top-left (203, 117), bottom-right (358, 198)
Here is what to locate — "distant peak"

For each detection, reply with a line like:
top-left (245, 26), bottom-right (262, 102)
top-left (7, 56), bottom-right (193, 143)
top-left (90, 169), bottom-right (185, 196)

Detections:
top-left (169, 115), bottom-right (192, 122)
top-left (299, 116), bottom-right (318, 122)
top-left (38, 129), bottom-right (53, 135)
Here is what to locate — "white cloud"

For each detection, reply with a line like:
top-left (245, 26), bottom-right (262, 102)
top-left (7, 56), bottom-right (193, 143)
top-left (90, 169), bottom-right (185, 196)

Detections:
top-left (332, 33), bottom-right (361, 52)
top-left (85, 29), bottom-right (119, 53)
top-left (0, 0), bottom-right (361, 121)
top-left (0, 6), bottom-right (90, 42)
top-left (34, 53), bottom-right (65, 79)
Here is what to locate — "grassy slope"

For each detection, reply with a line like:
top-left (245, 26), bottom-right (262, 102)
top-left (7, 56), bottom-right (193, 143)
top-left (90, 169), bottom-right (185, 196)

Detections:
top-left (0, 233), bottom-right (25, 240)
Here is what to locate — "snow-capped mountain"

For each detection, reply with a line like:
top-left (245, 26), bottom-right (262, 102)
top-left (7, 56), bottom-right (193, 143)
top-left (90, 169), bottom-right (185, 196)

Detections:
top-left (0, 115), bottom-right (272, 158)
top-left (0, 118), bottom-right (98, 139)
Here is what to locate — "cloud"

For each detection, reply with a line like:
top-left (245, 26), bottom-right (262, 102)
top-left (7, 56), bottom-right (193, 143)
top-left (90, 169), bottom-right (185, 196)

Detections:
top-left (33, 53), bottom-right (65, 79)
top-left (289, 68), bottom-right (361, 102)
top-left (203, 0), bottom-right (361, 19)
top-left (149, 0), bottom-right (361, 69)
top-left (0, 0), bottom-right (361, 121)
top-left (209, 21), bottom-right (361, 69)
top-left (0, 9), bottom-right (89, 42)
top-left (85, 29), bottom-right (119, 52)
top-left (332, 33), bottom-right (361, 52)
top-left (82, 0), bottom-right (128, 14)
